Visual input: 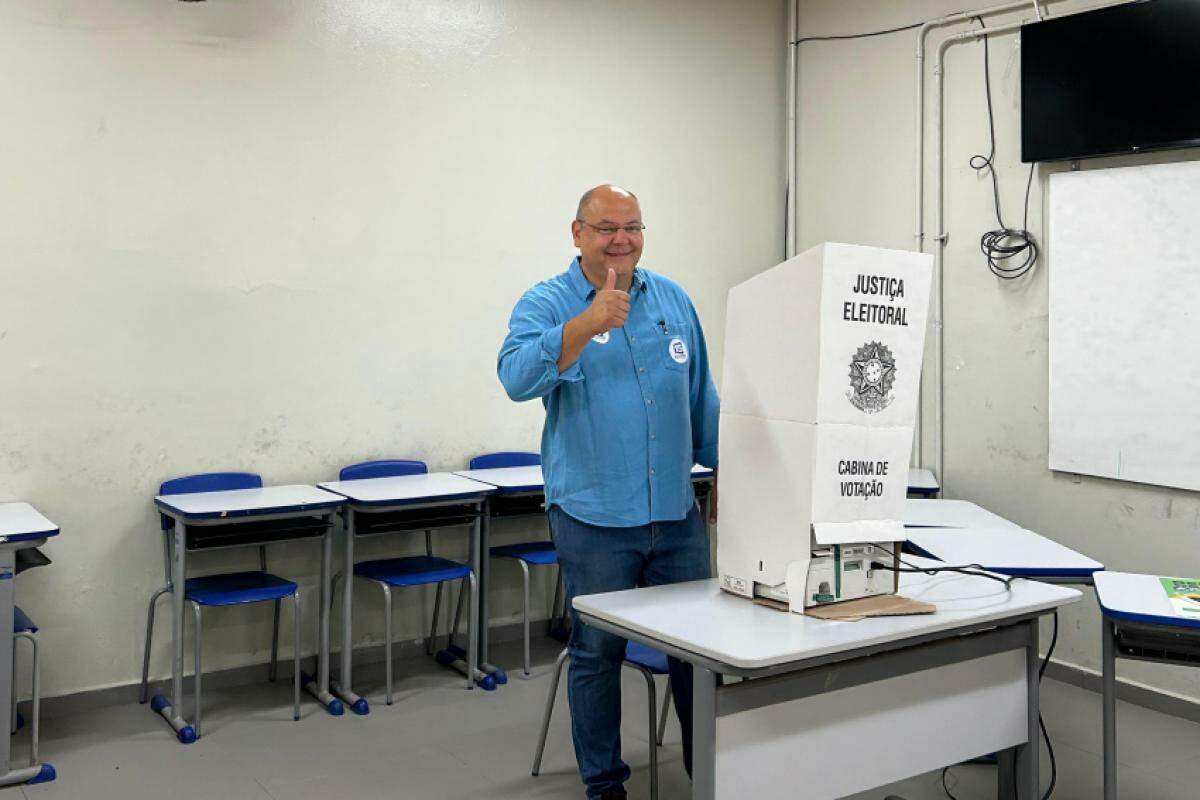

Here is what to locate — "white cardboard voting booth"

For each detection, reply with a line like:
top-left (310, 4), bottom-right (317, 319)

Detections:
top-left (717, 242), bottom-right (933, 611)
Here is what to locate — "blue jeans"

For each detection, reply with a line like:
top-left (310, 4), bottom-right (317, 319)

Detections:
top-left (549, 503), bottom-right (711, 799)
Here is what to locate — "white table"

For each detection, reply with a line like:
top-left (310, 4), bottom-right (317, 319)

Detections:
top-left (151, 485), bottom-right (345, 740)
top-left (452, 463), bottom-right (713, 494)
top-left (1094, 571), bottom-right (1200, 800)
top-left (904, 498), bottom-right (1022, 529)
top-left (574, 563), bottom-right (1079, 800)
top-left (905, 526), bottom-right (1104, 584)
top-left (452, 465), bottom-right (544, 494)
top-left (316, 473), bottom-right (496, 702)
top-left (453, 463), bottom-right (718, 681)
top-left (0, 503), bottom-right (58, 787)
top-left (907, 467), bottom-right (940, 497)
top-left (0, 504), bottom-right (58, 542)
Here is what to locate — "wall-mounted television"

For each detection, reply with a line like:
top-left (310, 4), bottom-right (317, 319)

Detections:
top-left (1021, 0), bottom-right (1200, 163)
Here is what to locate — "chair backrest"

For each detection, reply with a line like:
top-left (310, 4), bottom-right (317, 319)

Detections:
top-left (339, 459), bottom-right (428, 481)
top-left (469, 451), bottom-right (540, 469)
top-left (159, 472), bottom-right (262, 530)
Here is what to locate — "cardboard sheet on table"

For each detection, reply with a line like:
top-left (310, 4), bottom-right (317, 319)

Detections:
top-left (803, 593), bottom-right (935, 621)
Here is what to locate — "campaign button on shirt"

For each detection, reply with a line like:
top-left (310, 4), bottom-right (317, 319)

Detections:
top-left (668, 337), bottom-right (689, 364)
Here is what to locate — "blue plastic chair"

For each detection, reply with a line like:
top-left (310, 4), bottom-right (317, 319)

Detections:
top-left (472, 452), bottom-right (563, 677)
top-left (532, 642), bottom-right (672, 800)
top-left (140, 472), bottom-right (302, 740)
top-left (333, 459), bottom-right (478, 701)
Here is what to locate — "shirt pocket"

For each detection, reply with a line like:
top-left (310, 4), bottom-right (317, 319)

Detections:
top-left (657, 320), bottom-right (693, 373)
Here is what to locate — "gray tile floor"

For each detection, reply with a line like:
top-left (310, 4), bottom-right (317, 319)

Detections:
top-left (5, 637), bottom-right (1198, 799)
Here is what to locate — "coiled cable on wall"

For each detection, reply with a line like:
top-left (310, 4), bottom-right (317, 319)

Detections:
top-left (971, 16), bottom-right (1040, 280)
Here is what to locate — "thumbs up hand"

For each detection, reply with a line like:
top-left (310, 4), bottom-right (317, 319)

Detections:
top-left (586, 268), bottom-right (630, 335)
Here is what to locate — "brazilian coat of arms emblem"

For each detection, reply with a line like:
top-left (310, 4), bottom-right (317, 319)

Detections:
top-left (847, 341), bottom-right (896, 413)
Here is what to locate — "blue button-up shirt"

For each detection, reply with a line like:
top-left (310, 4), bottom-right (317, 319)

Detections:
top-left (498, 257), bottom-right (720, 528)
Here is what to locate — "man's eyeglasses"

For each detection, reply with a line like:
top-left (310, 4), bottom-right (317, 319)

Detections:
top-left (576, 220), bottom-right (646, 237)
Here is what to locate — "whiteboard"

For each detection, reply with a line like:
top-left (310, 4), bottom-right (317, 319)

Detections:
top-left (1048, 161), bottom-right (1200, 491)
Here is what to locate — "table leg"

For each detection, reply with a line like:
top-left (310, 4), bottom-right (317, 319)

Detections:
top-left (999, 619), bottom-right (1040, 800)
top-left (330, 510), bottom-right (368, 714)
top-left (0, 549), bottom-right (15, 771)
top-left (319, 521), bottom-right (331, 691)
top-left (996, 749), bottom-right (1016, 799)
top-left (151, 520), bottom-right (195, 742)
top-left (1019, 618), bottom-right (1040, 800)
top-left (478, 503), bottom-right (506, 683)
top-left (693, 665), bottom-right (716, 800)
top-left (303, 518), bottom-right (343, 715)
top-left (1103, 615), bottom-right (1117, 800)
top-left (473, 506), bottom-right (497, 683)
top-left (996, 620), bottom-right (1040, 800)
top-left (436, 505), bottom-right (495, 689)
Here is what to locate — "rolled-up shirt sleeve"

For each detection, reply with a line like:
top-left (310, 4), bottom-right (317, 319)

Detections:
top-left (686, 298), bottom-right (720, 468)
top-left (498, 291), bottom-right (584, 402)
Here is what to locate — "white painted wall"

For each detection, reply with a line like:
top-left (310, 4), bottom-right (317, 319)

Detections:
top-left (796, 0), bottom-right (1200, 698)
top-left (0, 0), bottom-right (785, 697)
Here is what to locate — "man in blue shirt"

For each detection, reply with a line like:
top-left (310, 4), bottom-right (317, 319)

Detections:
top-left (498, 185), bottom-right (719, 800)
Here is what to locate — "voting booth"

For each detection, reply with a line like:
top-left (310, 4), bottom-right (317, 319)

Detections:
top-left (717, 242), bottom-right (933, 611)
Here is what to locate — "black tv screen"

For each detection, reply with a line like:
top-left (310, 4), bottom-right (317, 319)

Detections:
top-left (1021, 0), bottom-right (1200, 162)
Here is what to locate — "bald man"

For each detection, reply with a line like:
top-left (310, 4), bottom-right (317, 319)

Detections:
top-left (498, 185), bottom-right (719, 800)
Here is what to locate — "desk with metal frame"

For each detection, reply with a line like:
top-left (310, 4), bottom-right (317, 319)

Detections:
top-left (452, 463), bottom-right (718, 685)
top-left (316, 472), bottom-right (497, 702)
top-left (0, 503), bottom-right (57, 787)
top-left (904, 525), bottom-right (1104, 586)
top-left (574, 565), bottom-right (1079, 800)
top-left (1094, 571), bottom-right (1200, 800)
top-left (151, 485), bottom-right (346, 739)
